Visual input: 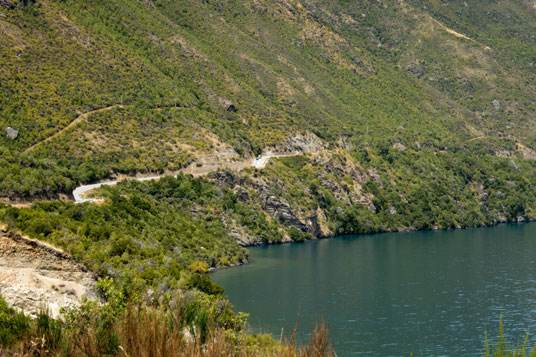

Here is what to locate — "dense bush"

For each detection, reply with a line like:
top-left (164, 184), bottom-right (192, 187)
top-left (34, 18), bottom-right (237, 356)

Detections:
top-left (0, 175), bottom-right (250, 291)
top-left (262, 147), bottom-right (536, 236)
top-left (3, 0), bottom-right (536, 202)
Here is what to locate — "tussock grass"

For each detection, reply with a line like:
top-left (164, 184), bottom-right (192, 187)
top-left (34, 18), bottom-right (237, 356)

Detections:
top-left (0, 295), bottom-right (334, 357)
top-left (484, 315), bottom-right (536, 357)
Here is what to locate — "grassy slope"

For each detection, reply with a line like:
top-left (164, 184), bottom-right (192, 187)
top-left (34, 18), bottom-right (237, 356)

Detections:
top-left (1, 0), bottom-right (474, 196)
top-left (2, 0), bottom-right (535, 149)
top-left (3, 1), bottom-right (536, 353)
top-left (0, 0), bottom-right (535, 260)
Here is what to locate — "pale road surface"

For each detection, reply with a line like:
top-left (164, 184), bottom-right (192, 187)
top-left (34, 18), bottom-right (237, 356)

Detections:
top-left (251, 155), bottom-right (272, 169)
top-left (23, 103), bottom-right (309, 203)
top-left (73, 175), bottom-right (164, 203)
top-left (73, 153), bottom-right (300, 203)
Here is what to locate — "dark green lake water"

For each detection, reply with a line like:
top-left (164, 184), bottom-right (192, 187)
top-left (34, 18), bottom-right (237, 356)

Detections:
top-left (212, 223), bottom-right (536, 356)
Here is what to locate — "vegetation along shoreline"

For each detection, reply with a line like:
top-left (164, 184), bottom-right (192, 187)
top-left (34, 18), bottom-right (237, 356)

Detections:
top-left (3, 0), bottom-right (536, 354)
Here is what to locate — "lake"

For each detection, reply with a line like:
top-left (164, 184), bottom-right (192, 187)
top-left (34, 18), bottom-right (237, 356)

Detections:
top-left (212, 223), bottom-right (536, 356)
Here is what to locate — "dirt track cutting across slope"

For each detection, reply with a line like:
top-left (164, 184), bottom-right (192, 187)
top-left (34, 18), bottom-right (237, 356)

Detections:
top-left (24, 104), bottom-right (198, 153)
top-left (73, 151), bottom-right (310, 202)
top-left (24, 105), bottom-right (123, 153)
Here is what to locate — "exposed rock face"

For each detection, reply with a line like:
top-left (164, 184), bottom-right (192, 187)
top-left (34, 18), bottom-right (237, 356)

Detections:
top-left (393, 142), bottom-right (406, 151)
top-left (0, 227), bottom-right (97, 318)
top-left (208, 149), bottom-right (381, 245)
top-left (233, 187), bottom-right (249, 202)
top-left (260, 194), bottom-right (307, 231)
top-left (337, 135), bottom-right (353, 150)
top-left (272, 131), bottom-right (326, 155)
top-left (312, 152), bottom-right (376, 212)
top-left (302, 207), bottom-right (332, 237)
top-left (212, 170), bottom-right (314, 241)
top-left (516, 143), bottom-right (536, 159)
top-left (229, 228), bottom-right (260, 246)
top-left (221, 216), bottom-right (263, 246)
top-left (5, 126), bottom-right (18, 140)
top-left (495, 150), bottom-right (514, 158)
top-left (211, 170), bottom-right (246, 188)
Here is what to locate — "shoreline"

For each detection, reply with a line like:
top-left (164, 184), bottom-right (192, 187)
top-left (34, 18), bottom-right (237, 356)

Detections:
top-left (211, 219), bottom-right (536, 272)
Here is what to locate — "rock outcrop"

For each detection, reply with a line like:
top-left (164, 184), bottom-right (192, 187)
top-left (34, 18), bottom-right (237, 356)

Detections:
top-left (208, 150), bottom-right (381, 244)
top-left (302, 207), bottom-right (332, 238)
top-left (272, 131), bottom-right (326, 155)
top-left (0, 226), bottom-right (97, 318)
top-left (260, 193), bottom-right (307, 231)
top-left (218, 97), bottom-right (237, 112)
top-left (5, 126), bottom-right (18, 140)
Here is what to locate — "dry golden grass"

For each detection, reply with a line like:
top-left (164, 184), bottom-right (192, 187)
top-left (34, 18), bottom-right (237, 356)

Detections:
top-left (1, 299), bottom-right (334, 357)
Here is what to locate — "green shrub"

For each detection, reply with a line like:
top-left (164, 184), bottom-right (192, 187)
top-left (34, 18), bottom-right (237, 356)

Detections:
top-left (0, 295), bottom-right (30, 346)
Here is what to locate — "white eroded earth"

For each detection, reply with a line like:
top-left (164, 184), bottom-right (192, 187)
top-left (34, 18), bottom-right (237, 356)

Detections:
top-left (0, 225), bottom-right (98, 318)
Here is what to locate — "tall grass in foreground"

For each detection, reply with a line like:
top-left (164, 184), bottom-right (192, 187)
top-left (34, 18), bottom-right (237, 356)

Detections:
top-left (0, 297), bottom-right (334, 357)
top-left (484, 315), bottom-right (536, 357)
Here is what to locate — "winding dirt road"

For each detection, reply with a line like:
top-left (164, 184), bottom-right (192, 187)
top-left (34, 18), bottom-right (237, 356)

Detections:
top-left (73, 152), bottom-right (305, 203)
top-left (20, 103), bottom-right (313, 203)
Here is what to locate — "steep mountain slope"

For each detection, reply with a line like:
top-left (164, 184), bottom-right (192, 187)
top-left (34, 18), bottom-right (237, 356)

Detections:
top-left (3, 3), bottom-right (536, 352)
top-left (0, 0), bottom-right (479, 196)
top-left (2, 1), bottom-right (536, 200)
top-left (2, 0), bottom-right (536, 270)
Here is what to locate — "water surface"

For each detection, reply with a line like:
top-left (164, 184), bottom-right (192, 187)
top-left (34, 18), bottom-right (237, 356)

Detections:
top-left (212, 224), bottom-right (536, 356)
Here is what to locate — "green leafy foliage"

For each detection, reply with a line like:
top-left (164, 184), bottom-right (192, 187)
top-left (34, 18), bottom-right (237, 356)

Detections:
top-left (4, 0), bottom-right (536, 354)
top-left (0, 295), bottom-right (29, 346)
top-left (0, 147), bottom-right (76, 199)
top-left (260, 147), bottom-right (536, 235)
top-left (2, 0), bottom-right (536, 211)
top-left (0, 175), bottom-right (250, 290)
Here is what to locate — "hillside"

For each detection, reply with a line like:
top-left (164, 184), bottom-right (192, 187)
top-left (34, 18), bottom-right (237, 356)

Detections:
top-left (1, 0), bottom-right (534, 198)
top-left (1, 0), bottom-right (536, 228)
top-left (2, 0), bottom-right (536, 353)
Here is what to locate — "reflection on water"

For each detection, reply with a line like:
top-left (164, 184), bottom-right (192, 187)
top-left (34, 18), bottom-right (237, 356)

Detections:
top-left (212, 223), bottom-right (536, 356)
